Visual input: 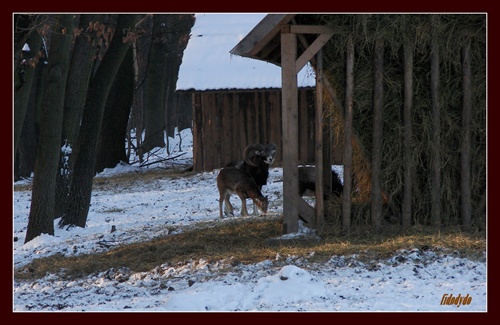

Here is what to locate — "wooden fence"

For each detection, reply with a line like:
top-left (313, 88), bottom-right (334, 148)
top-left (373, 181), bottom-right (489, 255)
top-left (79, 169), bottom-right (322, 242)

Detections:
top-left (177, 87), bottom-right (328, 172)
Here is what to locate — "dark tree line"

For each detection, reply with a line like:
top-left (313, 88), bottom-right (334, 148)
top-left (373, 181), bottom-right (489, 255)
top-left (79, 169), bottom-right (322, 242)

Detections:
top-left (14, 14), bottom-right (195, 243)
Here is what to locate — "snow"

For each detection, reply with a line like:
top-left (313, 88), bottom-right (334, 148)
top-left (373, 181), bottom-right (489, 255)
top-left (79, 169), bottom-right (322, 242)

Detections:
top-left (13, 128), bottom-right (487, 312)
top-left (176, 13), bottom-right (316, 91)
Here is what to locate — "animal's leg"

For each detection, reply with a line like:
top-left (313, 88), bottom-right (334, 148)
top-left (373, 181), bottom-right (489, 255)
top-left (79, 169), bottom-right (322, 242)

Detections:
top-left (219, 191), bottom-right (225, 218)
top-left (224, 193), bottom-right (234, 217)
top-left (240, 197), bottom-right (249, 217)
top-left (253, 186), bottom-right (263, 215)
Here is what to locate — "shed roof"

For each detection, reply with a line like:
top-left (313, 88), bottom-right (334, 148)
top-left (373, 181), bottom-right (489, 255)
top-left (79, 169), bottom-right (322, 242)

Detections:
top-left (230, 14), bottom-right (325, 66)
top-left (176, 13), bottom-right (315, 91)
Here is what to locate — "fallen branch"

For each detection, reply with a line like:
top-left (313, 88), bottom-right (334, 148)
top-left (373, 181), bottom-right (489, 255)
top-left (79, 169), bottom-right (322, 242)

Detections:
top-left (139, 152), bottom-right (187, 168)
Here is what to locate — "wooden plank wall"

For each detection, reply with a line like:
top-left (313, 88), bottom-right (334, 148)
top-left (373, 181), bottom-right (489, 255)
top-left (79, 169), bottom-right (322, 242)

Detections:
top-left (187, 87), bottom-right (317, 172)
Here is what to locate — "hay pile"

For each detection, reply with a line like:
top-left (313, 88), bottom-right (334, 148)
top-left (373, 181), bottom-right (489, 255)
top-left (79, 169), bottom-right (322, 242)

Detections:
top-left (314, 14), bottom-right (486, 229)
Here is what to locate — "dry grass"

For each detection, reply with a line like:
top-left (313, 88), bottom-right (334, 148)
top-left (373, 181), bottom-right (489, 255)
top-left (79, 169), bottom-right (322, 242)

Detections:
top-left (15, 215), bottom-right (485, 282)
top-left (91, 167), bottom-right (197, 192)
top-left (319, 14), bottom-right (486, 227)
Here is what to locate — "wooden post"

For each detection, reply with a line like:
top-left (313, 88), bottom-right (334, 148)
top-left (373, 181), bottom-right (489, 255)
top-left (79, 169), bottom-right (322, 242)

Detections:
top-left (430, 18), bottom-right (441, 227)
top-left (222, 93), bottom-right (233, 166)
top-left (323, 99), bottom-right (332, 200)
top-left (299, 89), bottom-right (309, 162)
top-left (192, 93), bottom-right (204, 171)
top-left (281, 25), bottom-right (299, 234)
top-left (461, 38), bottom-right (472, 228)
top-left (371, 37), bottom-right (384, 232)
top-left (343, 37), bottom-right (354, 234)
top-left (402, 43), bottom-right (414, 228)
top-left (315, 49), bottom-right (325, 232)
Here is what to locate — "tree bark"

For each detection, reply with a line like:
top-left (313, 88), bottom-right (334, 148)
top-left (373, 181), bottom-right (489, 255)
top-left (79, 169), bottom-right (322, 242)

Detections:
top-left (25, 14), bottom-right (73, 243)
top-left (62, 14), bottom-right (105, 145)
top-left (142, 14), bottom-right (171, 152)
top-left (95, 48), bottom-right (134, 173)
top-left (130, 14), bottom-right (153, 163)
top-left (14, 18), bottom-right (44, 155)
top-left (60, 14), bottom-right (139, 228)
top-left (17, 53), bottom-right (46, 181)
top-left (55, 14), bottom-right (105, 218)
top-left (142, 14), bottom-right (195, 152)
top-left (17, 86), bottom-right (39, 180)
top-left (165, 15), bottom-right (195, 139)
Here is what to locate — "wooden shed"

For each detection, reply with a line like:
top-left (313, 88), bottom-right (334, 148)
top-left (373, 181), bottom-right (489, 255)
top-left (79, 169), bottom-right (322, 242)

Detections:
top-left (175, 14), bottom-right (328, 173)
top-left (176, 87), bottom-right (336, 172)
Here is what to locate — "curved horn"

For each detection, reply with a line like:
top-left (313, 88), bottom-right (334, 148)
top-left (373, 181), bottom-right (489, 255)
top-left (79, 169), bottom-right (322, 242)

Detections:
top-left (243, 143), bottom-right (265, 167)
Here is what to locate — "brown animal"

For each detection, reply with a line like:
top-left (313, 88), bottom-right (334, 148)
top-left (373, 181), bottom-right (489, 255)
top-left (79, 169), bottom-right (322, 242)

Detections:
top-left (225, 143), bottom-right (277, 215)
top-left (216, 167), bottom-right (269, 218)
top-left (298, 166), bottom-right (343, 198)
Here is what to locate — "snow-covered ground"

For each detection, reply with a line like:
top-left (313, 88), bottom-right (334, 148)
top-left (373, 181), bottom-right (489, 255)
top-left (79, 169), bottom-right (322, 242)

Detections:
top-left (13, 128), bottom-right (487, 312)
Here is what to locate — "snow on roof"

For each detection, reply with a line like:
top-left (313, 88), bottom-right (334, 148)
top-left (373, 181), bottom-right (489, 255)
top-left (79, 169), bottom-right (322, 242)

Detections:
top-left (176, 13), bottom-right (316, 91)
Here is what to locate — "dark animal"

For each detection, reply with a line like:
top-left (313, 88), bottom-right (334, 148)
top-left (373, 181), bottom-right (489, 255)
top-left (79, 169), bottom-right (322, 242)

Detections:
top-left (298, 166), bottom-right (343, 198)
top-left (216, 167), bottom-right (269, 218)
top-left (226, 143), bottom-right (277, 215)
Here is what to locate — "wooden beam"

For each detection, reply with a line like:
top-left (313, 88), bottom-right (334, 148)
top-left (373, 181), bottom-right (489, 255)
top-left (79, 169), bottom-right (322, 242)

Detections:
top-left (430, 17), bottom-right (441, 227)
top-left (298, 194), bottom-right (316, 228)
top-left (402, 43), bottom-right (414, 228)
top-left (256, 35), bottom-right (281, 62)
top-left (281, 26), bottom-right (299, 234)
top-left (314, 49), bottom-right (325, 232)
top-left (290, 25), bottom-right (333, 35)
top-left (461, 38), bottom-right (472, 228)
top-left (295, 33), bottom-right (333, 74)
top-left (230, 14), bottom-right (295, 58)
top-left (322, 95), bottom-right (332, 201)
top-left (343, 37), bottom-right (354, 234)
top-left (192, 93), bottom-right (203, 172)
top-left (371, 37), bottom-right (384, 232)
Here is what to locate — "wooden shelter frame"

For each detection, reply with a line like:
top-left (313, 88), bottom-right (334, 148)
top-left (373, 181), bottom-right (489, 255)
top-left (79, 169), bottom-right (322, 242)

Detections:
top-left (231, 14), bottom-right (485, 233)
top-left (231, 15), bottom-right (337, 234)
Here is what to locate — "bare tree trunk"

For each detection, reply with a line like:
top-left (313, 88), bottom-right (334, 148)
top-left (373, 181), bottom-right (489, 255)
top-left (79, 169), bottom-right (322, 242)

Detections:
top-left (55, 14), bottom-right (105, 218)
top-left (430, 16), bottom-right (441, 227)
top-left (142, 14), bottom-right (170, 152)
top-left (343, 37), bottom-right (354, 234)
top-left (25, 14), bottom-right (73, 243)
top-left (62, 14), bottom-right (105, 145)
top-left (14, 17), bottom-right (44, 155)
top-left (165, 16), bottom-right (194, 139)
top-left (60, 14), bottom-right (139, 228)
top-left (461, 38), bottom-right (472, 228)
top-left (130, 14), bottom-right (153, 163)
top-left (371, 37), bottom-right (384, 232)
top-left (95, 48), bottom-right (134, 173)
top-left (17, 58), bottom-right (45, 180)
top-left (142, 14), bottom-right (195, 153)
top-left (402, 43), bottom-right (414, 228)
